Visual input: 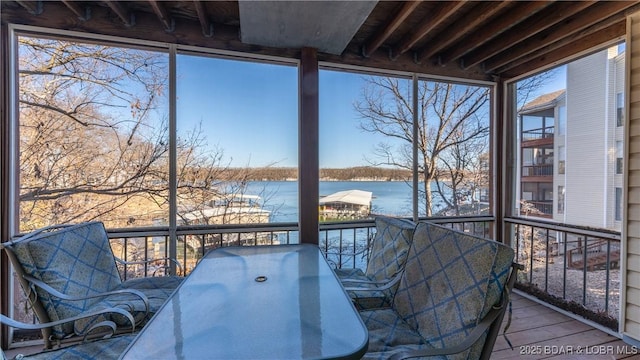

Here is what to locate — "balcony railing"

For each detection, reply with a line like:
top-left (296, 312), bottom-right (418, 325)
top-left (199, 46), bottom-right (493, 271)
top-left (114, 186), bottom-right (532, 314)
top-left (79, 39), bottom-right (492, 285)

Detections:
top-left (522, 164), bottom-right (554, 176)
top-left (505, 217), bottom-right (620, 330)
top-left (106, 216), bottom-right (495, 277)
top-left (520, 200), bottom-right (553, 216)
top-left (522, 126), bottom-right (555, 141)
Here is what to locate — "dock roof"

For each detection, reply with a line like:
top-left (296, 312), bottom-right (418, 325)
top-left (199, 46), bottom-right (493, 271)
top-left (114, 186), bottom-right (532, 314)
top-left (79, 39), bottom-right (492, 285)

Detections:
top-left (319, 190), bottom-right (373, 207)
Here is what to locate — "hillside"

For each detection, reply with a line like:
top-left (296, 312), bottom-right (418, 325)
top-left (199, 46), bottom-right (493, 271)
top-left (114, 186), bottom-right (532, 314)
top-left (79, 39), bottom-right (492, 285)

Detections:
top-left (227, 166), bottom-right (412, 181)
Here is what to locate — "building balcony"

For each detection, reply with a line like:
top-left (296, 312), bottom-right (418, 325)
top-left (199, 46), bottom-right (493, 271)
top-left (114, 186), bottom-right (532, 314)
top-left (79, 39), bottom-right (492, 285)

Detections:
top-left (522, 164), bottom-right (554, 177)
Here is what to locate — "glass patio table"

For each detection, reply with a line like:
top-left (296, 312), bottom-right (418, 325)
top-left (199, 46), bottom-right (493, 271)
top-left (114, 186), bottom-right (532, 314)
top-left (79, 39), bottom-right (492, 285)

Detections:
top-left (119, 244), bottom-right (369, 359)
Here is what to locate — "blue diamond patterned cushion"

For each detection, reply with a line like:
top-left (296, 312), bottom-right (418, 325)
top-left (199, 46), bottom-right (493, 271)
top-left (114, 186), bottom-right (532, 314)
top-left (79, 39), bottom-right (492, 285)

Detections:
top-left (360, 222), bottom-right (514, 359)
top-left (9, 222), bottom-right (123, 337)
top-left (335, 217), bottom-right (416, 310)
top-left (366, 216), bottom-right (415, 282)
top-left (391, 222), bottom-right (514, 359)
top-left (7, 222), bottom-right (182, 339)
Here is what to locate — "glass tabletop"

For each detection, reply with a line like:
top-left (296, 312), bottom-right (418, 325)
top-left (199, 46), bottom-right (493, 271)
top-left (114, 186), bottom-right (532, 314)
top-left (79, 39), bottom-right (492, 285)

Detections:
top-left (119, 244), bottom-right (368, 359)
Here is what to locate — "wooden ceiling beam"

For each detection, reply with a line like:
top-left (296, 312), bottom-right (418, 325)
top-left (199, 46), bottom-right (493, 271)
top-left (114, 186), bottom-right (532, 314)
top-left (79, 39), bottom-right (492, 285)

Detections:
top-left (461, 1), bottom-right (596, 69)
top-left (15, 1), bottom-right (41, 15)
top-left (502, 21), bottom-right (625, 80)
top-left (61, 0), bottom-right (89, 21)
top-left (0, 2), bottom-right (491, 82)
top-left (438, 1), bottom-right (553, 65)
top-left (416, 1), bottom-right (511, 64)
top-left (391, 1), bottom-right (466, 59)
top-left (193, 0), bottom-right (213, 37)
top-left (105, 1), bottom-right (135, 27)
top-left (362, 1), bottom-right (422, 58)
top-left (484, 1), bottom-right (638, 73)
top-left (148, 0), bottom-right (174, 32)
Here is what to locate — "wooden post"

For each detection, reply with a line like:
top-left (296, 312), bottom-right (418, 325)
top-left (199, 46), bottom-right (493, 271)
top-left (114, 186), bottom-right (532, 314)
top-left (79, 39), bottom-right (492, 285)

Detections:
top-left (1, 23), bottom-right (11, 350)
top-left (298, 47), bottom-right (319, 244)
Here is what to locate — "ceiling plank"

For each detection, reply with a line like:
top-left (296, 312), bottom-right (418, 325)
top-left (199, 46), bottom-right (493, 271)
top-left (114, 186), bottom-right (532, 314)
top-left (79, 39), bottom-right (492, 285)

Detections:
top-left (484, 1), bottom-right (638, 73)
top-left (438, 1), bottom-right (553, 65)
top-left (105, 0), bottom-right (135, 27)
top-left (15, 1), bottom-right (41, 15)
top-left (461, 1), bottom-right (596, 69)
top-left (362, 1), bottom-right (422, 58)
top-left (392, 1), bottom-right (466, 59)
top-left (61, 0), bottom-right (89, 21)
top-left (416, 1), bottom-right (511, 63)
top-left (193, 0), bottom-right (213, 37)
top-left (0, 2), bottom-right (491, 81)
top-left (502, 21), bottom-right (625, 79)
top-left (148, 0), bottom-right (174, 32)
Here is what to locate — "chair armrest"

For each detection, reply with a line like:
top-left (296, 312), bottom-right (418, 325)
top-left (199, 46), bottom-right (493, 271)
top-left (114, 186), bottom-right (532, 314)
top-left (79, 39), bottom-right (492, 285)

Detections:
top-left (324, 245), bottom-right (369, 259)
top-left (343, 270), bottom-right (403, 292)
top-left (1, 307), bottom-right (136, 340)
top-left (23, 275), bottom-right (150, 319)
top-left (114, 257), bottom-right (184, 276)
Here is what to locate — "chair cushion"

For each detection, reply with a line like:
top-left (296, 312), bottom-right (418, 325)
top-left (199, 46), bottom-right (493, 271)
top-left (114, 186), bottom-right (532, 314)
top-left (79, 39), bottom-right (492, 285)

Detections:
top-left (335, 269), bottom-right (392, 310)
top-left (360, 308), bottom-right (427, 353)
top-left (8, 222), bottom-right (123, 338)
top-left (392, 222), bottom-right (514, 360)
top-left (365, 217), bottom-right (415, 282)
top-left (73, 276), bottom-right (182, 335)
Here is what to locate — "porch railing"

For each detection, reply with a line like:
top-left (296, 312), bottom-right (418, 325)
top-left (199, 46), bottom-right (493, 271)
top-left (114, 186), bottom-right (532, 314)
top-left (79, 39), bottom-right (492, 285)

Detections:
top-left (505, 217), bottom-right (620, 330)
top-left (106, 216), bottom-right (495, 277)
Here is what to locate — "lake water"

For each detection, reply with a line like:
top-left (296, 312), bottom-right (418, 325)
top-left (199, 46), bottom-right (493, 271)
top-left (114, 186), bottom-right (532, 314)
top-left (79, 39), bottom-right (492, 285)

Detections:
top-left (245, 180), bottom-right (447, 222)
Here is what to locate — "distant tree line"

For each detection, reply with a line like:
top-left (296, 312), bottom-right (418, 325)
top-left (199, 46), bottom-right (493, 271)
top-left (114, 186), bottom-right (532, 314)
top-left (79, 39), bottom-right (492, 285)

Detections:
top-left (222, 166), bottom-right (412, 181)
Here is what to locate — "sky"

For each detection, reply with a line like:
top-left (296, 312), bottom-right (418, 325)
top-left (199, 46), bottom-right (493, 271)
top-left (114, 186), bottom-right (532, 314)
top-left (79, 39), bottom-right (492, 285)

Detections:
top-left (176, 54), bottom-right (566, 169)
top-left (177, 55), bottom-right (397, 168)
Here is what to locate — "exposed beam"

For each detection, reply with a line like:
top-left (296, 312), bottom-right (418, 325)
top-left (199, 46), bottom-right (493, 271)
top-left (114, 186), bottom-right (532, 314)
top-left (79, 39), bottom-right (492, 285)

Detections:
top-left (391, 1), bottom-right (466, 59)
top-left (105, 0), bottom-right (135, 27)
top-left (61, 0), bottom-right (89, 21)
top-left (461, 1), bottom-right (596, 69)
top-left (0, 3), bottom-right (492, 82)
top-left (15, 1), bottom-right (42, 15)
top-left (193, 0), bottom-right (213, 37)
top-left (417, 1), bottom-right (511, 64)
top-left (501, 21), bottom-right (625, 80)
top-left (485, 1), bottom-right (638, 73)
top-left (438, 1), bottom-right (553, 65)
top-left (362, 1), bottom-right (422, 58)
top-left (148, 0), bottom-right (174, 32)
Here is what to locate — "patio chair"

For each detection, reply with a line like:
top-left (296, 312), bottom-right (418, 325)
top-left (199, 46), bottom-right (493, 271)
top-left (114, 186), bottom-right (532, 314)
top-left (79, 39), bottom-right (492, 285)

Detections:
top-left (359, 221), bottom-right (520, 360)
top-left (1, 221), bottom-right (183, 348)
top-left (333, 216), bottom-right (416, 309)
top-left (0, 314), bottom-right (135, 360)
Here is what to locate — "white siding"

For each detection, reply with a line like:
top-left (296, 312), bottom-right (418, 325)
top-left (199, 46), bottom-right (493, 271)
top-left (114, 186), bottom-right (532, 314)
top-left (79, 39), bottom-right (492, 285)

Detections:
top-left (615, 54), bottom-right (626, 230)
top-left (623, 11), bottom-right (640, 345)
top-left (565, 52), bottom-right (609, 227)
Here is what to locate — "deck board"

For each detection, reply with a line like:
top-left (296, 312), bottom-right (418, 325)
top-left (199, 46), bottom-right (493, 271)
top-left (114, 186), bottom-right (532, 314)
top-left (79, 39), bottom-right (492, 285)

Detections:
top-left (493, 291), bottom-right (640, 359)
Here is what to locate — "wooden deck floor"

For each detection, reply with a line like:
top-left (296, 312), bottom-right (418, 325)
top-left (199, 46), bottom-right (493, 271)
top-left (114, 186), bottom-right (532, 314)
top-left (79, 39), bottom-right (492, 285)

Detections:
top-left (494, 291), bottom-right (639, 359)
top-left (5, 290), bottom-right (640, 359)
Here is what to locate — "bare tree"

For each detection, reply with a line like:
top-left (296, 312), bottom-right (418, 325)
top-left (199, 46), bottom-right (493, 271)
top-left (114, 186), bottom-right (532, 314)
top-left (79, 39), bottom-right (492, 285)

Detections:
top-left (17, 36), bottom-right (252, 231)
top-left (516, 68), bottom-right (561, 111)
top-left (355, 77), bottom-right (489, 216)
top-left (435, 138), bottom-right (489, 216)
